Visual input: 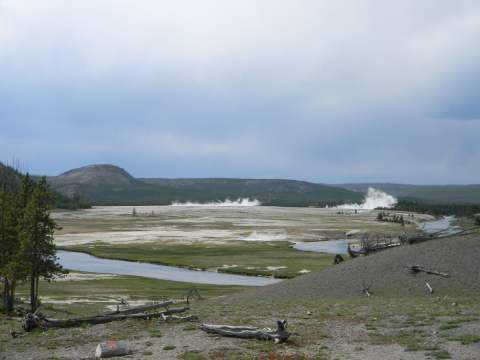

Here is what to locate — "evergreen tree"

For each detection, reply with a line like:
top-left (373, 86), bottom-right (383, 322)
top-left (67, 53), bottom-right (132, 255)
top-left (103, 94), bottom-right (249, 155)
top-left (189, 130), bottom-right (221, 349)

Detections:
top-left (19, 178), bottom-right (64, 312)
top-left (0, 185), bottom-right (19, 311)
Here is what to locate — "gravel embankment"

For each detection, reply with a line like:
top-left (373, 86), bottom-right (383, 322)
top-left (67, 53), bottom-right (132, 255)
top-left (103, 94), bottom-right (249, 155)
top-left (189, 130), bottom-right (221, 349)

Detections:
top-left (225, 234), bottom-right (480, 302)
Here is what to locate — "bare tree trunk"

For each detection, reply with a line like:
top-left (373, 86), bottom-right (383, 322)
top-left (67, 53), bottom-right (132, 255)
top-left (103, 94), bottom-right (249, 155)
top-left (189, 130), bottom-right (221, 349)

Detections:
top-left (35, 276), bottom-right (39, 309)
top-left (30, 275), bottom-right (36, 313)
top-left (3, 277), bottom-right (9, 310)
top-left (6, 279), bottom-right (15, 312)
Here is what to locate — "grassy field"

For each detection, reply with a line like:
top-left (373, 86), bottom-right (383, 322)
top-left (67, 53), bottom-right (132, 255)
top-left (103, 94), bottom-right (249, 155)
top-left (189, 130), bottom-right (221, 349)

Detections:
top-left (59, 241), bottom-right (334, 278)
top-left (23, 275), bottom-right (243, 301)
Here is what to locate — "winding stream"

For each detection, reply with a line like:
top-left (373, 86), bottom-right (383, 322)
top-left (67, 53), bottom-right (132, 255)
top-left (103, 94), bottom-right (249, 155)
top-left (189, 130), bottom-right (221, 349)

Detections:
top-left (57, 250), bottom-right (280, 286)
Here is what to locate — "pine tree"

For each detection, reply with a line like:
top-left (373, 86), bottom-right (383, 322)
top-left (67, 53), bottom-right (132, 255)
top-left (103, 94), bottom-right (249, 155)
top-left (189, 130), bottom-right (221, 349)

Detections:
top-left (0, 185), bottom-right (19, 311)
top-left (19, 177), bottom-right (64, 312)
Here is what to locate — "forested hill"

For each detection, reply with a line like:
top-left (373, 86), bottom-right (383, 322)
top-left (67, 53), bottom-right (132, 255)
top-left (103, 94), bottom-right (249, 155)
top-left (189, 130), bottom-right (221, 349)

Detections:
top-left (338, 183), bottom-right (480, 204)
top-left (45, 164), bottom-right (364, 206)
top-left (0, 163), bottom-right (22, 192)
top-left (0, 162), bottom-right (89, 210)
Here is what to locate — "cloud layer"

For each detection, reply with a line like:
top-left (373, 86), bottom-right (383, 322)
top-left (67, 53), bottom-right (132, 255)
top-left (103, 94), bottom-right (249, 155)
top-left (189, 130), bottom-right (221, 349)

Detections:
top-left (1, 1), bottom-right (479, 183)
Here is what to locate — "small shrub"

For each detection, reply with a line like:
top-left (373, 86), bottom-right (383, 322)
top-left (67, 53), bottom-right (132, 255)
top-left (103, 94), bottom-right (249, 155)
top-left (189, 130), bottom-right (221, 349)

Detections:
top-left (450, 334), bottom-right (480, 345)
top-left (429, 350), bottom-right (451, 359)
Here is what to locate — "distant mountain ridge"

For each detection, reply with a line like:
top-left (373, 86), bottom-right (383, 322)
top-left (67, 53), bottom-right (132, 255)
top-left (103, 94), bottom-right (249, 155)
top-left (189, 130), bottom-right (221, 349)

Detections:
top-left (45, 164), bottom-right (363, 206)
top-left (338, 183), bottom-right (480, 204)
top-left (30, 164), bottom-right (480, 206)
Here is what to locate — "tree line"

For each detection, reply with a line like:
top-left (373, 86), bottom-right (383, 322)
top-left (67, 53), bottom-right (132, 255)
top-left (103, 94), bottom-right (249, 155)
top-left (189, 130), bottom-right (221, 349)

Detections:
top-left (392, 200), bottom-right (480, 218)
top-left (0, 175), bottom-right (64, 313)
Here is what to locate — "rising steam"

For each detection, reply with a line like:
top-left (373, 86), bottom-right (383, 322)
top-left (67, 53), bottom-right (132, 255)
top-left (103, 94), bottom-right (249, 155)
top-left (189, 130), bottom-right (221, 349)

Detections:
top-left (337, 187), bottom-right (397, 210)
top-left (171, 198), bottom-right (261, 207)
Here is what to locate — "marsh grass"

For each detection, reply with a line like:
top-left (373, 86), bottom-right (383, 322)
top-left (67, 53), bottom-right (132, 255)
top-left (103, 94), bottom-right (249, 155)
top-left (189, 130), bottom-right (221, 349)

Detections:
top-left (60, 241), bottom-right (334, 278)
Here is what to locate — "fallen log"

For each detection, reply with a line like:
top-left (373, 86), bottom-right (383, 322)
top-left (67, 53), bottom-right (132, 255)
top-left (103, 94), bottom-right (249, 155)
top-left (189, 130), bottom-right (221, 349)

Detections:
top-left (105, 300), bottom-right (174, 316)
top-left (161, 314), bottom-right (199, 322)
top-left (95, 340), bottom-right (130, 358)
top-left (22, 307), bottom-right (189, 331)
top-left (200, 320), bottom-right (290, 344)
top-left (407, 265), bottom-right (449, 278)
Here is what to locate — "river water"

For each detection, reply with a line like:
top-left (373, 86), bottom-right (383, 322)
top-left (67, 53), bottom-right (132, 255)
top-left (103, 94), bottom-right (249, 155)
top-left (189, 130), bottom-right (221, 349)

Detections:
top-left (292, 239), bottom-right (349, 254)
top-left (57, 250), bottom-right (280, 286)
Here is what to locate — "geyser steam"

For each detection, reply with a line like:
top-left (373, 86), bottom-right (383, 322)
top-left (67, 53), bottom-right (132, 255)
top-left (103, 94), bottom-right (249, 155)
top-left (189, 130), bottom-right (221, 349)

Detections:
top-left (171, 198), bottom-right (261, 207)
top-left (337, 187), bottom-right (397, 210)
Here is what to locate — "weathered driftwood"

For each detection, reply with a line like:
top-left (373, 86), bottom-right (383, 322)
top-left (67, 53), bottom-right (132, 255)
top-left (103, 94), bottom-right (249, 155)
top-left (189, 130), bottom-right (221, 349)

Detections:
top-left (162, 314), bottom-right (199, 322)
top-left (426, 282), bottom-right (433, 295)
top-left (95, 340), bottom-right (130, 358)
top-left (105, 300), bottom-right (173, 316)
top-left (200, 320), bottom-right (290, 344)
top-left (407, 265), bottom-right (449, 278)
top-left (22, 306), bottom-right (189, 331)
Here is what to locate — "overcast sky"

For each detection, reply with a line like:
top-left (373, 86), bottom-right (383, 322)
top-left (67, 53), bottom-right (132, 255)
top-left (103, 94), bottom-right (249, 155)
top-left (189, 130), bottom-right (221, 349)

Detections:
top-left (1, 1), bottom-right (479, 184)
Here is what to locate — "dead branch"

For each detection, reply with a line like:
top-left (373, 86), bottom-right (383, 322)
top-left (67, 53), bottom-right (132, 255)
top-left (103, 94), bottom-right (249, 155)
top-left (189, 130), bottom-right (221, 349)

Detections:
top-left (184, 288), bottom-right (203, 304)
top-left (361, 281), bottom-right (372, 297)
top-left (22, 307), bottom-right (189, 331)
top-left (105, 300), bottom-right (173, 316)
top-left (407, 265), bottom-right (449, 278)
top-left (200, 320), bottom-right (290, 344)
top-left (426, 282), bottom-right (433, 295)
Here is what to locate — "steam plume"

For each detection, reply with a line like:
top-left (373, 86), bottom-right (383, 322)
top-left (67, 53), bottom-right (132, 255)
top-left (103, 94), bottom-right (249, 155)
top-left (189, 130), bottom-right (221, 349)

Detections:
top-left (172, 198), bottom-right (261, 207)
top-left (337, 187), bottom-right (397, 210)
